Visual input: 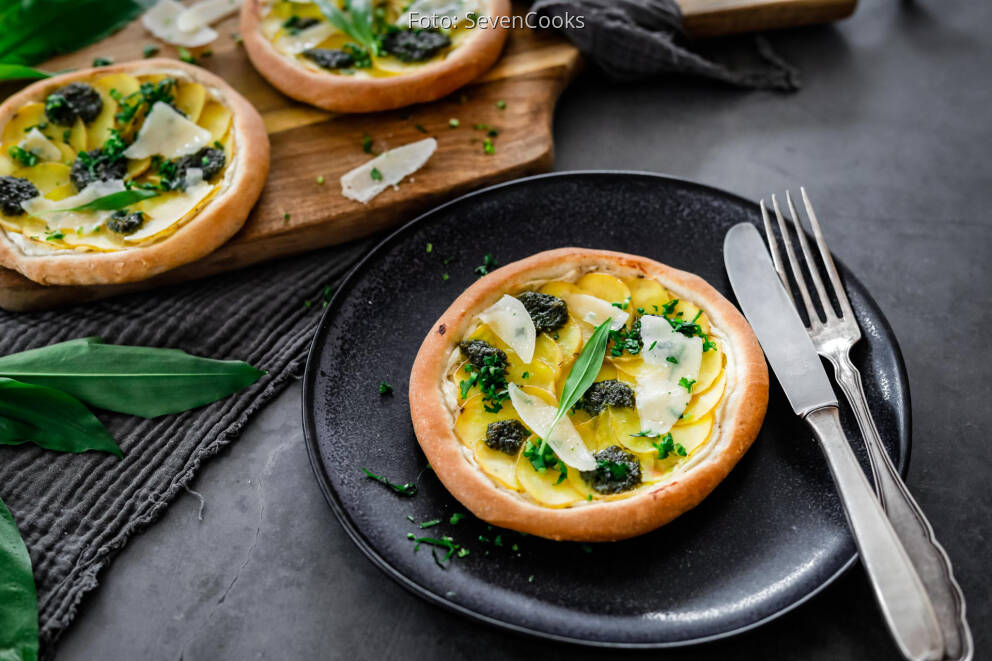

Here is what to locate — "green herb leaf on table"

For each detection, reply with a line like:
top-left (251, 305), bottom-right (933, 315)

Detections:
top-left (0, 63), bottom-right (50, 81)
top-left (0, 337), bottom-right (265, 418)
top-left (361, 467), bottom-right (417, 496)
top-left (0, 378), bottom-right (121, 456)
top-left (0, 0), bottom-right (145, 66)
top-left (0, 497), bottom-right (39, 661)
top-left (48, 188), bottom-right (158, 214)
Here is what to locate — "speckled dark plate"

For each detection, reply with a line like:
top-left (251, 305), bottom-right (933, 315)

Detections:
top-left (302, 172), bottom-right (910, 648)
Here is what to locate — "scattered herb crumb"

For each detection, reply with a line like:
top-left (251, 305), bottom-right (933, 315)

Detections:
top-left (370, 167), bottom-right (383, 181)
top-left (316, 175), bottom-right (325, 185)
top-left (448, 118), bottom-right (460, 128)
top-left (409, 534), bottom-right (465, 567)
top-left (407, 515), bottom-right (415, 523)
top-left (679, 376), bottom-right (696, 392)
top-left (419, 518), bottom-right (441, 529)
top-left (414, 123), bottom-right (428, 133)
top-left (361, 467), bottom-right (417, 496)
top-left (474, 253), bottom-right (498, 276)
top-left (92, 56), bottom-right (113, 67)
top-left (528, 575), bottom-right (534, 583)
top-left (441, 273), bottom-right (449, 281)
top-left (143, 45), bottom-right (160, 58)
top-left (449, 512), bottom-right (465, 525)
top-left (361, 134), bottom-right (375, 154)
top-left (482, 138), bottom-right (495, 155)
top-left (283, 212), bottom-right (291, 221)
top-left (497, 100), bottom-right (507, 109)
top-left (581, 544), bottom-right (593, 553)
top-left (379, 381), bottom-right (393, 396)
top-left (426, 242), bottom-right (433, 253)
top-left (177, 47), bottom-right (196, 64)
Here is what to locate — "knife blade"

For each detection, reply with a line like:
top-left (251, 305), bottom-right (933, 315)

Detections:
top-left (723, 223), bottom-right (837, 416)
top-left (723, 221), bottom-right (944, 660)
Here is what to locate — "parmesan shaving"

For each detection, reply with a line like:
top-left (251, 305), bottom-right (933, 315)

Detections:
top-left (123, 102), bottom-right (212, 159)
top-left (19, 128), bottom-right (62, 163)
top-left (508, 384), bottom-right (597, 471)
top-left (341, 138), bottom-right (436, 204)
top-left (142, 0), bottom-right (218, 48)
top-left (274, 21), bottom-right (337, 55)
top-left (177, 0), bottom-right (242, 32)
top-left (21, 180), bottom-right (126, 230)
top-left (479, 295), bottom-right (536, 364)
top-left (634, 315), bottom-right (703, 436)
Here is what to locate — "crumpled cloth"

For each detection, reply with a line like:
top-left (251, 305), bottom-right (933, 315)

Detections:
top-left (533, 0), bottom-right (802, 90)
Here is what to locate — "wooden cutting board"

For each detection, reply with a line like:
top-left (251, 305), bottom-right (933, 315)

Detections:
top-left (0, 0), bottom-right (855, 311)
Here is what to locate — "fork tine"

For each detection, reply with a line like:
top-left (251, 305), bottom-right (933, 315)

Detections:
top-left (786, 190), bottom-right (836, 320)
top-left (772, 194), bottom-right (821, 326)
top-left (801, 187), bottom-right (855, 318)
top-left (760, 199), bottom-right (794, 302)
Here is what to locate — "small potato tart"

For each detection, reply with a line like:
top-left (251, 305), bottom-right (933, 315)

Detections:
top-left (241, 0), bottom-right (511, 113)
top-left (409, 248), bottom-right (769, 541)
top-left (0, 59), bottom-right (268, 286)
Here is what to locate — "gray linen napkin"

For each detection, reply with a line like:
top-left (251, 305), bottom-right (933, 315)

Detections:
top-left (0, 238), bottom-right (373, 656)
top-left (533, 0), bottom-right (801, 90)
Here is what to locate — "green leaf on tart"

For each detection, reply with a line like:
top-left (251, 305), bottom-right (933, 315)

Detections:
top-left (47, 188), bottom-right (159, 214)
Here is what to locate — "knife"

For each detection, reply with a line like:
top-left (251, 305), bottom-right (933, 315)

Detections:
top-left (724, 223), bottom-right (944, 661)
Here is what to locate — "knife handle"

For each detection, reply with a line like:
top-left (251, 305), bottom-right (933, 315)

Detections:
top-left (829, 352), bottom-right (972, 660)
top-left (805, 406), bottom-right (943, 661)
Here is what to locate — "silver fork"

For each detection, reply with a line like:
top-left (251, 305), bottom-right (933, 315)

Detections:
top-left (761, 188), bottom-right (972, 661)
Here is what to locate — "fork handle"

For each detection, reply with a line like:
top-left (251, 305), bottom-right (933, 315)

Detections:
top-left (805, 406), bottom-right (943, 661)
top-left (829, 353), bottom-right (973, 660)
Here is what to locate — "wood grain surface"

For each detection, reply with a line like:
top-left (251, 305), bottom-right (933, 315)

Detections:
top-left (0, 0), bottom-right (856, 311)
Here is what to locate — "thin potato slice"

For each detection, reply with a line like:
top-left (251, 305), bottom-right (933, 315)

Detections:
top-left (1, 103), bottom-right (45, 145)
top-left (471, 437), bottom-right (520, 490)
top-left (454, 392), bottom-right (521, 447)
top-left (679, 370), bottom-right (726, 426)
top-left (197, 101), bottom-right (233, 142)
top-left (15, 162), bottom-right (71, 194)
top-left (174, 82), bottom-right (207, 123)
top-left (516, 452), bottom-right (583, 508)
top-left (695, 341), bottom-right (723, 392)
top-left (85, 87), bottom-right (117, 150)
top-left (549, 315), bottom-right (581, 363)
top-left (624, 276), bottom-right (670, 314)
top-left (577, 273), bottom-right (631, 307)
top-left (671, 414), bottom-right (714, 455)
top-left (69, 118), bottom-right (87, 152)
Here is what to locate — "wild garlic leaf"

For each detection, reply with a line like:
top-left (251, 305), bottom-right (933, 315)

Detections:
top-left (314, 0), bottom-right (376, 51)
top-left (550, 319), bottom-right (611, 431)
top-left (0, 337), bottom-right (265, 418)
top-left (0, 497), bottom-right (38, 661)
top-left (0, 378), bottom-right (121, 457)
top-left (0, 64), bottom-right (50, 81)
top-left (49, 188), bottom-right (158, 214)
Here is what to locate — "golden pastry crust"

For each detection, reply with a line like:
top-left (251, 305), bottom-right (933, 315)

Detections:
top-left (0, 59), bottom-right (269, 286)
top-left (240, 0), bottom-right (510, 113)
top-left (409, 248), bottom-right (769, 541)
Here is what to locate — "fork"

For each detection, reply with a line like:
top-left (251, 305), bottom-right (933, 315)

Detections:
top-left (761, 188), bottom-right (973, 661)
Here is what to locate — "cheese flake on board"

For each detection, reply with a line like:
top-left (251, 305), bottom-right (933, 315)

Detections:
top-left (142, 0), bottom-right (219, 47)
top-left (341, 138), bottom-right (437, 204)
top-left (177, 0), bottom-right (243, 32)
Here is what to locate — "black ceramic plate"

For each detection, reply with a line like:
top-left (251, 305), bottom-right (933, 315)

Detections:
top-left (302, 172), bottom-right (910, 648)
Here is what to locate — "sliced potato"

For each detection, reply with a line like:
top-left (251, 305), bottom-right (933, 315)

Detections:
top-left (516, 452), bottom-right (583, 508)
top-left (0, 152), bottom-right (15, 176)
top-left (671, 414), bottom-right (714, 455)
top-left (671, 299), bottom-right (711, 334)
top-left (85, 87), bottom-right (118, 150)
top-left (94, 73), bottom-right (140, 100)
top-left (549, 315), bottom-right (581, 362)
top-left (16, 162), bottom-right (71, 194)
top-left (625, 276), bottom-right (670, 314)
top-left (69, 118), bottom-right (87, 152)
top-left (44, 182), bottom-right (76, 201)
top-left (454, 393), bottom-right (521, 446)
top-left (174, 82), bottom-right (207, 123)
top-left (539, 280), bottom-right (581, 301)
top-left (197, 102), bottom-right (232, 143)
top-left (1, 103), bottom-right (45, 145)
top-left (126, 157), bottom-right (152, 181)
top-left (471, 438), bottom-right (520, 490)
top-left (577, 273), bottom-right (631, 307)
top-left (679, 370), bottom-right (726, 426)
top-left (467, 323), bottom-right (559, 395)
top-left (696, 340), bottom-right (723, 392)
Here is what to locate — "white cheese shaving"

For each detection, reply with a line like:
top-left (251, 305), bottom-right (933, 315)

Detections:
top-left (142, 0), bottom-right (218, 48)
top-left (341, 138), bottom-right (436, 204)
top-left (274, 21), bottom-right (337, 55)
top-left (479, 295), bottom-right (535, 363)
top-left (177, 0), bottom-right (242, 32)
top-left (634, 315), bottom-right (703, 436)
top-left (565, 292), bottom-right (628, 330)
top-left (18, 128), bottom-right (62, 162)
top-left (398, 0), bottom-right (480, 28)
top-left (21, 180), bottom-right (126, 230)
top-left (124, 102), bottom-right (212, 159)
top-left (508, 384), bottom-right (596, 471)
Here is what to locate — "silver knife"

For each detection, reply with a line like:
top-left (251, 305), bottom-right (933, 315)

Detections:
top-left (724, 222), bottom-right (944, 661)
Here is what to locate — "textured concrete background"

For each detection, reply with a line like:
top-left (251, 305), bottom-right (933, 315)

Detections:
top-left (58, 1), bottom-right (991, 659)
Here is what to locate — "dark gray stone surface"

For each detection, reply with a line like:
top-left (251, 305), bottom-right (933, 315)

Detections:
top-left (57, 2), bottom-right (991, 659)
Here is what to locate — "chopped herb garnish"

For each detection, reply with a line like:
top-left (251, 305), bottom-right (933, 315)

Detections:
top-left (414, 123), bottom-right (428, 133)
top-left (448, 118), bottom-right (459, 128)
top-left (409, 534), bottom-right (466, 567)
top-left (361, 467), bottom-right (417, 496)
top-left (379, 380), bottom-right (393, 395)
top-left (581, 544), bottom-right (593, 553)
top-left (608, 318), bottom-right (641, 357)
top-left (648, 340), bottom-right (658, 351)
top-left (370, 167), bottom-right (383, 181)
top-left (419, 518), bottom-right (441, 529)
top-left (283, 212), bottom-right (291, 220)
top-left (92, 56), bottom-right (113, 67)
top-left (523, 439), bottom-right (568, 484)
top-left (473, 253), bottom-right (498, 276)
top-left (497, 100), bottom-right (507, 109)
top-left (442, 273), bottom-right (449, 281)
top-left (177, 46), bottom-right (196, 64)
top-left (661, 299), bottom-right (679, 316)
top-left (666, 356), bottom-right (678, 364)
top-left (630, 429), bottom-right (660, 438)
top-left (653, 433), bottom-right (687, 459)
top-left (8, 145), bottom-right (38, 167)
top-left (316, 175), bottom-right (325, 185)
top-left (679, 377), bottom-right (696, 392)
top-left (521, 371), bottom-right (529, 379)
top-left (45, 230), bottom-right (64, 241)
top-left (449, 512), bottom-right (465, 525)
top-left (143, 44), bottom-right (160, 58)
top-left (426, 242), bottom-right (433, 253)
top-left (482, 137), bottom-right (495, 155)
top-left (458, 347), bottom-right (509, 412)
top-left (361, 133), bottom-right (375, 154)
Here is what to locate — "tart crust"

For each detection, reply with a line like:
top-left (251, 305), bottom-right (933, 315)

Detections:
top-left (240, 0), bottom-right (511, 113)
top-left (409, 248), bottom-right (769, 541)
top-left (0, 59), bottom-right (269, 286)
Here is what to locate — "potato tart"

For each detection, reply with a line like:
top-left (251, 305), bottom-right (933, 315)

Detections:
top-left (241, 0), bottom-right (510, 113)
top-left (0, 60), bottom-right (268, 286)
top-left (409, 249), bottom-right (769, 541)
